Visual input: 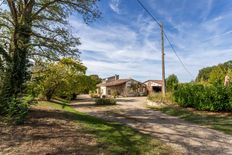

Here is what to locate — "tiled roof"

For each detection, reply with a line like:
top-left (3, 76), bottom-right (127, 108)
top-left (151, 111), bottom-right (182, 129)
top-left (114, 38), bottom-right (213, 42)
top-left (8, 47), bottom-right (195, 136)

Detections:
top-left (97, 79), bottom-right (130, 87)
top-left (143, 80), bottom-right (163, 85)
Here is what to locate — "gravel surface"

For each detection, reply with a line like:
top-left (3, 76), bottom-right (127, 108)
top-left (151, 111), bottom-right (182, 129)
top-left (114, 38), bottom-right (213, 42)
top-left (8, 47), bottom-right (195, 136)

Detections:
top-left (73, 95), bottom-right (232, 155)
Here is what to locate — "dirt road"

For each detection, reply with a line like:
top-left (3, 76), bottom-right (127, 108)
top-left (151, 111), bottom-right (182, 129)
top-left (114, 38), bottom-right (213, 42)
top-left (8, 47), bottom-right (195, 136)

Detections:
top-left (72, 95), bottom-right (232, 155)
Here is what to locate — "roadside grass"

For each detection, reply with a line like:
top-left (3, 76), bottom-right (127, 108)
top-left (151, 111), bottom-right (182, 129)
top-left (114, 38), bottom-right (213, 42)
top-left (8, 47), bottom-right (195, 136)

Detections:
top-left (0, 100), bottom-right (180, 155)
top-left (147, 92), bottom-right (174, 104)
top-left (151, 105), bottom-right (232, 135)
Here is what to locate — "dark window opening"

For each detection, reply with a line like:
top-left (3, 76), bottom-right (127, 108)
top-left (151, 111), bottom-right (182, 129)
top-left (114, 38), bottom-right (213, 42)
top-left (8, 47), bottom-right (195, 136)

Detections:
top-left (152, 86), bottom-right (162, 92)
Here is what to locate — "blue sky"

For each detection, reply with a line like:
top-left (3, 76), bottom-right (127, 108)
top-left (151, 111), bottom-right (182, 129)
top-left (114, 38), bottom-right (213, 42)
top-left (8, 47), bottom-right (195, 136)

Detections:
top-left (69, 0), bottom-right (232, 82)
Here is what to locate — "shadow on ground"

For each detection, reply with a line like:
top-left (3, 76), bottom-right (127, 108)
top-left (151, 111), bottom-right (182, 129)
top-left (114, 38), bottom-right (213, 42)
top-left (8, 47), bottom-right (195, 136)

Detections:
top-left (78, 106), bottom-right (232, 155)
top-left (155, 106), bottom-right (232, 135)
top-left (0, 109), bottom-right (101, 155)
top-left (0, 103), bottom-right (176, 155)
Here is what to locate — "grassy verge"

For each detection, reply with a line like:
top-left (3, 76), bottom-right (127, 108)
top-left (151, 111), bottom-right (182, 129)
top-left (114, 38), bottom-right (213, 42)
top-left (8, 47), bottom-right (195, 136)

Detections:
top-left (151, 105), bottom-right (232, 135)
top-left (147, 92), bottom-right (174, 104)
top-left (33, 101), bottom-right (180, 155)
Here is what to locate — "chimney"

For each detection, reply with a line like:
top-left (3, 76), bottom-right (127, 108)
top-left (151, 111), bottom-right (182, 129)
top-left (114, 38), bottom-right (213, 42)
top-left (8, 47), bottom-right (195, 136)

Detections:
top-left (115, 74), bottom-right (119, 80)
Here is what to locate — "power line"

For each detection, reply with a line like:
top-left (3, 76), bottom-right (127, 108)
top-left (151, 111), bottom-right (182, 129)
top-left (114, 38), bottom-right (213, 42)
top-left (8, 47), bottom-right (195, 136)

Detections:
top-left (136, 0), bottom-right (194, 79)
top-left (163, 32), bottom-right (194, 78)
top-left (0, 0), bottom-right (4, 7)
top-left (136, 0), bottom-right (161, 27)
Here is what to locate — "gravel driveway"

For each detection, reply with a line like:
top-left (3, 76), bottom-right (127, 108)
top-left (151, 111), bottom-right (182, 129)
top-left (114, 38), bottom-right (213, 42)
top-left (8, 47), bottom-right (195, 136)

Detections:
top-left (72, 95), bottom-right (232, 155)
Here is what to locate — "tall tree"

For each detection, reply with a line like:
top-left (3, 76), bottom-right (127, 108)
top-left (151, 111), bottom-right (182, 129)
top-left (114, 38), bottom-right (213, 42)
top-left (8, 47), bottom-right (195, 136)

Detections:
top-left (166, 74), bottom-right (179, 92)
top-left (195, 60), bottom-right (232, 84)
top-left (0, 0), bottom-right (100, 113)
top-left (195, 66), bottom-right (214, 82)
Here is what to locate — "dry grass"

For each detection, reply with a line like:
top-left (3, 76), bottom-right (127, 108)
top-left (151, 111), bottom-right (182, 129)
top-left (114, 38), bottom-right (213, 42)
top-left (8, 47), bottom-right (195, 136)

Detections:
top-left (147, 92), bottom-right (175, 104)
top-left (0, 106), bottom-right (101, 155)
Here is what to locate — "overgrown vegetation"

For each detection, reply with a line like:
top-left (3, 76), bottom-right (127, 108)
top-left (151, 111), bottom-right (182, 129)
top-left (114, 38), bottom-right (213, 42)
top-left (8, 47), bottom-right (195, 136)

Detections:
top-left (0, 1), bottom-right (100, 123)
top-left (4, 97), bottom-right (31, 124)
top-left (147, 92), bottom-right (174, 104)
top-left (173, 83), bottom-right (232, 111)
top-left (95, 98), bottom-right (117, 105)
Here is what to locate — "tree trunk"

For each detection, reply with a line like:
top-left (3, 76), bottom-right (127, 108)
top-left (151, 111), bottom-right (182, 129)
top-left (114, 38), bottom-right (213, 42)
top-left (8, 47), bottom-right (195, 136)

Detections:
top-left (0, 20), bottom-right (32, 105)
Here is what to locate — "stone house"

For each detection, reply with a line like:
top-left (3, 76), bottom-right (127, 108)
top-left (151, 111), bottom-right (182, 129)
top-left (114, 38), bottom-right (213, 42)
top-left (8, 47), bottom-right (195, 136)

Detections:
top-left (143, 80), bottom-right (163, 94)
top-left (97, 75), bottom-right (147, 97)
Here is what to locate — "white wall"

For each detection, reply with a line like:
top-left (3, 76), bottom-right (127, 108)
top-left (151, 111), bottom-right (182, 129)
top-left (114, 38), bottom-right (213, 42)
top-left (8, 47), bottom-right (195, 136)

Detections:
top-left (100, 86), bottom-right (107, 96)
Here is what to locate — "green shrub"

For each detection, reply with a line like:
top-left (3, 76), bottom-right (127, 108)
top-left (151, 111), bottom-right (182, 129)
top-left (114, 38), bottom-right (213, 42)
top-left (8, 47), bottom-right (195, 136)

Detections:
top-left (173, 83), bottom-right (232, 112)
top-left (95, 98), bottom-right (117, 105)
top-left (4, 96), bottom-right (33, 124)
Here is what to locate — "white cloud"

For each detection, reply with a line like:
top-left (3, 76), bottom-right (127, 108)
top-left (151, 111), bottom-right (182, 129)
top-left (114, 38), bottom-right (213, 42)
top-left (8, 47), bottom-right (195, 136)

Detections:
top-left (69, 3), bottom-right (232, 82)
top-left (201, 0), bottom-right (213, 21)
top-left (69, 16), bottom-right (174, 81)
top-left (109, 0), bottom-right (120, 14)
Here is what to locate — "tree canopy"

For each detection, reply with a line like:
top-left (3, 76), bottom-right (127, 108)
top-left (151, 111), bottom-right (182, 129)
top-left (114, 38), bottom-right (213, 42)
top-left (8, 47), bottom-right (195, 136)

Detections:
top-left (0, 0), bottom-right (100, 61)
top-left (0, 0), bottom-right (100, 122)
top-left (166, 74), bottom-right (179, 92)
top-left (29, 58), bottom-right (93, 100)
top-left (196, 60), bottom-right (232, 84)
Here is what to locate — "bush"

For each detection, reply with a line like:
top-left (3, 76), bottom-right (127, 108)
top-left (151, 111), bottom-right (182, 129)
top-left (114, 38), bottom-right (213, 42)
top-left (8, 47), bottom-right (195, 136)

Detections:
top-left (95, 98), bottom-right (117, 105)
top-left (4, 96), bottom-right (34, 124)
top-left (173, 83), bottom-right (232, 111)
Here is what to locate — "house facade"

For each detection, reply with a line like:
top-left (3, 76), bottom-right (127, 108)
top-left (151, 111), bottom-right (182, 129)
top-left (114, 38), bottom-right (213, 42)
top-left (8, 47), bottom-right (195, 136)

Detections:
top-left (97, 75), bottom-right (147, 97)
top-left (143, 80), bottom-right (163, 94)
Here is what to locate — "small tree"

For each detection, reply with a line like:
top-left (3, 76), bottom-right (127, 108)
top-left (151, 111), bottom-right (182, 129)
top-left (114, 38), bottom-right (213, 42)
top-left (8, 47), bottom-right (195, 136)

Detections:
top-left (166, 74), bottom-right (179, 92)
top-left (31, 58), bottom-right (87, 101)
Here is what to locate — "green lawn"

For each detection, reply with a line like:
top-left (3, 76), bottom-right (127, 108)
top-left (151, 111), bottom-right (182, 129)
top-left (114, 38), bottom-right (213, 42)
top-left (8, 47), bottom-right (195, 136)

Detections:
top-left (151, 105), bottom-right (232, 135)
top-left (36, 101), bottom-right (180, 155)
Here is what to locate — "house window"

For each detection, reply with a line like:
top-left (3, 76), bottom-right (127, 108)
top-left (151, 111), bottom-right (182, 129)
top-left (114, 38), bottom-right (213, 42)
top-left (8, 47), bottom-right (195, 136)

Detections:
top-left (108, 89), bottom-right (111, 95)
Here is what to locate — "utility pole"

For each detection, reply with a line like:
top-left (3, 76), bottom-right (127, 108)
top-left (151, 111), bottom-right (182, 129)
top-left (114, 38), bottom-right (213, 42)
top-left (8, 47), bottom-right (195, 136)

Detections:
top-left (160, 23), bottom-right (166, 97)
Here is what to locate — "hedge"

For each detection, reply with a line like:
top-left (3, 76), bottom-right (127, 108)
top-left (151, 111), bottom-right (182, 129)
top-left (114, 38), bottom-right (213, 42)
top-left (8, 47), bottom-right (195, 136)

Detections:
top-left (173, 83), bottom-right (232, 112)
top-left (95, 98), bottom-right (117, 105)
